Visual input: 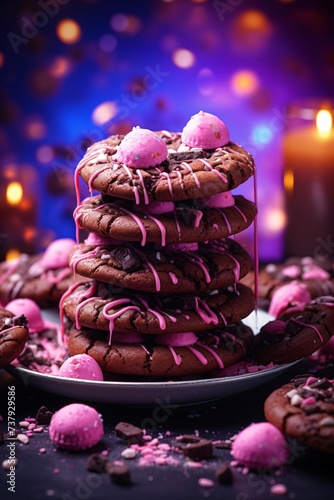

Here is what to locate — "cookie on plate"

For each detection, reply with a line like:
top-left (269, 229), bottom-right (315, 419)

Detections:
top-left (250, 296), bottom-right (334, 365)
top-left (0, 307), bottom-right (28, 369)
top-left (264, 375), bottom-right (334, 453)
top-left (61, 280), bottom-right (255, 335)
top-left (0, 239), bottom-right (82, 308)
top-left (67, 322), bottom-right (254, 378)
top-left (69, 238), bottom-right (252, 294)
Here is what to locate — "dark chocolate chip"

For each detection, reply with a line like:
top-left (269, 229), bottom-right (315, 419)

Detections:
top-left (183, 439), bottom-right (213, 461)
top-left (168, 150), bottom-right (211, 163)
top-left (86, 453), bottom-right (109, 473)
top-left (36, 406), bottom-right (54, 425)
top-left (114, 246), bottom-right (142, 272)
top-left (215, 463), bottom-right (233, 485)
top-left (115, 422), bottom-right (144, 445)
top-left (176, 434), bottom-right (201, 444)
top-left (105, 462), bottom-right (131, 485)
top-left (309, 378), bottom-right (332, 390)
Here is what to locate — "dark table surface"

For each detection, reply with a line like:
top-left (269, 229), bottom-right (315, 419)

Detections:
top-left (1, 359), bottom-right (333, 500)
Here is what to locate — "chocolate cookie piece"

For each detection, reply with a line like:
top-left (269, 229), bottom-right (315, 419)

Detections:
top-left (250, 297), bottom-right (334, 365)
top-left (61, 280), bottom-right (255, 335)
top-left (0, 253), bottom-right (82, 308)
top-left (76, 194), bottom-right (257, 245)
top-left (76, 132), bottom-right (254, 204)
top-left (243, 257), bottom-right (334, 304)
top-left (69, 238), bottom-right (252, 294)
top-left (264, 376), bottom-right (334, 453)
top-left (67, 322), bottom-right (253, 377)
top-left (0, 307), bottom-right (29, 369)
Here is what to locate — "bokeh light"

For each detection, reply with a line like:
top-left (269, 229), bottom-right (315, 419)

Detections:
top-left (231, 70), bottom-right (260, 96)
top-left (6, 182), bottom-right (23, 205)
top-left (0, 51), bottom-right (4, 68)
top-left (172, 48), bottom-right (195, 68)
top-left (196, 68), bottom-right (215, 96)
top-left (6, 249), bottom-right (21, 261)
top-left (92, 101), bottom-right (118, 126)
top-left (36, 145), bottom-right (55, 164)
top-left (99, 34), bottom-right (117, 52)
top-left (22, 115), bottom-right (47, 140)
top-left (56, 19), bottom-right (82, 44)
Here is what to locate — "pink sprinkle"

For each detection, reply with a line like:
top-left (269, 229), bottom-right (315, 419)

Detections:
top-left (143, 435), bottom-right (153, 441)
top-left (39, 448), bottom-right (47, 454)
top-left (270, 484), bottom-right (288, 495)
top-left (186, 461), bottom-right (203, 469)
top-left (155, 457), bottom-right (168, 465)
top-left (141, 447), bottom-right (154, 456)
top-left (101, 450), bottom-right (109, 456)
top-left (165, 431), bottom-right (171, 436)
top-left (28, 423), bottom-right (36, 430)
top-left (242, 466), bottom-right (249, 475)
top-left (304, 377), bottom-right (318, 386)
top-left (157, 443), bottom-right (171, 451)
top-left (26, 432), bottom-right (34, 437)
top-left (131, 444), bottom-right (141, 450)
top-left (53, 468), bottom-right (60, 474)
top-left (33, 427), bottom-right (44, 433)
top-left (25, 418), bottom-right (36, 423)
top-left (147, 438), bottom-right (159, 447)
top-left (230, 460), bottom-right (238, 467)
top-left (302, 396), bottom-right (316, 406)
top-left (198, 478), bottom-right (214, 488)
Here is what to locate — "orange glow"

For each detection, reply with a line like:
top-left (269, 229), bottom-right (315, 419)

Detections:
top-left (263, 208), bottom-right (287, 233)
top-left (316, 109), bottom-right (332, 137)
top-left (56, 19), bottom-right (81, 44)
top-left (6, 249), bottom-right (21, 262)
top-left (3, 165), bottom-right (17, 180)
top-left (172, 49), bottom-right (195, 69)
top-left (6, 182), bottom-right (23, 205)
top-left (23, 227), bottom-right (37, 242)
top-left (23, 116), bottom-right (47, 140)
top-left (284, 170), bottom-right (294, 192)
top-left (240, 10), bottom-right (270, 31)
top-left (49, 57), bottom-right (72, 77)
top-left (92, 101), bottom-right (118, 126)
top-left (231, 70), bottom-right (259, 96)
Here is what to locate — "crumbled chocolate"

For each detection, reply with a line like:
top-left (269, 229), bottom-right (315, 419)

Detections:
top-left (105, 462), bottom-right (131, 485)
top-left (176, 434), bottom-right (201, 444)
top-left (309, 378), bottom-right (332, 390)
top-left (168, 150), bottom-right (211, 164)
top-left (114, 246), bottom-right (142, 272)
top-left (36, 406), bottom-right (54, 425)
top-left (182, 439), bottom-right (213, 461)
top-left (215, 463), bottom-right (233, 485)
top-left (115, 422), bottom-right (144, 445)
top-left (86, 453), bottom-right (109, 473)
top-left (212, 439), bottom-right (232, 450)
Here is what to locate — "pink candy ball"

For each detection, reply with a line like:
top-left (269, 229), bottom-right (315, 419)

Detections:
top-left (114, 127), bottom-right (168, 168)
top-left (182, 111), bottom-right (230, 149)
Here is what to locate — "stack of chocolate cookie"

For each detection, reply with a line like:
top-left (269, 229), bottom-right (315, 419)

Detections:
top-left (61, 111), bottom-right (257, 378)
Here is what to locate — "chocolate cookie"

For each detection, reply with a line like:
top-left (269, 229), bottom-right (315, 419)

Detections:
top-left (69, 238), bottom-right (252, 294)
top-left (61, 280), bottom-right (255, 335)
top-left (75, 194), bottom-right (257, 245)
top-left (250, 297), bottom-right (334, 365)
top-left (0, 239), bottom-right (84, 307)
top-left (75, 132), bottom-right (254, 204)
top-left (264, 375), bottom-right (334, 453)
top-left (0, 307), bottom-right (29, 369)
top-left (243, 257), bottom-right (334, 305)
top-left (67, 322), bottom-right (254, 377)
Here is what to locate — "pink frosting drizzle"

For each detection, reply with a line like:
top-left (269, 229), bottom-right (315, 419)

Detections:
top-left (44, 268), bottom-right (72, 285)
top-left (103, 299), bottom-right (141, 344)
top-left (168, 272), bottom-right (178, 284)
top-left (185, 345), bottom-right (208, 365)
top-left (198, 158), bottom-right (228, 183)
top-left (233, 205), bottom-right (248, 223)
top-left (168, 346), bottom-right (182, 365)
top-left (136, 169), bottom-right (149, 204)
top-left (180, 162), bottom-right (201, 187)
top-left (199, 344), bottom-right (224, 369)
top-left (289, 318), bottom-right (323, 342)
top-left (160, 171), bottom-right (174, 198)
top-left (123, 165), bottom-right (140, 205)
top-left (194, 296), bottom-right (218, 325)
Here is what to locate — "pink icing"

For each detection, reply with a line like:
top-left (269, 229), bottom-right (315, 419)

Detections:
top-left (200, 191), bottom-right (235, 208)
top-left (180, 161), bottom-right (201, 187)
top-left (114, 127), bottom-right (168, 169)
top-left (134, 201), bottom-right (175, 215)
top-left (281, 264), bottom-right (300, 279)
top-left (197, 158), bottom-right (227, 183)
top-left (181, 111), bottom-right (230, 149)
top-left (84, 233), bottom-right (121, 246)
top-left (102, 300), bottom-right (141, 344)
top-left (268, 281), bottom-right (312, 318)
top-left (154, 332), bottom-right (198, 347)
top-left (58, 354), bottom-right (104, 381)
top-left (199, 344), bottom-right (224, 369)
top-left (302, 265), bottom-right (330, 280)
top-left (29, 239), bottom-right (76, 274)
top-left (289, 317), bottom-right (323, 342)
top-left (6, 298), bottom-right (45, 333)
top-left (194, 297), bottom-right (219, 325)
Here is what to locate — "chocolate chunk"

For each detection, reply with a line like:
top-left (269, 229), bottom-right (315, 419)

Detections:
top-left (115, 422), bottom-right (144, 445)
top-left (105, 462), bottom-right (131, 485)
top-left (168, 150), bottom-right (211, 163)
top-left (309, 378), bottom-right (332, 390)
top-left (176, 434), bottom-right (201, 444)
top-left (183, 439), bottom-right (213, 461)
top-left (215, 463), bottom-right (233, 485)
top-left (114, 246), bottom-right (142, 272)
top-left (86, 453), bottom-right (109, 473)
top-left (35, 406), bottom-right (54, 425)
top-left (212, 439), bottom-right (232, 450)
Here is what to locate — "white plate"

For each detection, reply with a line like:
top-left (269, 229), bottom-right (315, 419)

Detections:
top-left (6, 309), bottom-right (301, 405)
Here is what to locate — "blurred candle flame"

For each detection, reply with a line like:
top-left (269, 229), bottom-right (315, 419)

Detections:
top-left (316, 109), bottom-right (332, 137)
top-left (6, 182), bottom-right (23, 205)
